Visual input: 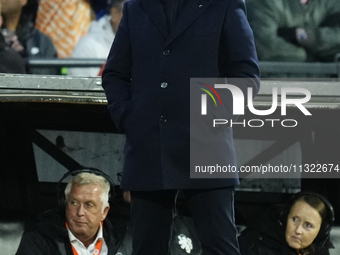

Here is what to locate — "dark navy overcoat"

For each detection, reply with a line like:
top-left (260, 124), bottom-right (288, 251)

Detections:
top-left (102, 0), bottom-right (260, 191)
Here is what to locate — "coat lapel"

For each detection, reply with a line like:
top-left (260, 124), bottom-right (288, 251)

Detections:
top-left (140, 0), bottom-right (169, 39)
top-left (141, 0), bottom-right (212, 45)
top-left (165, 0), bottom-right (212, 47)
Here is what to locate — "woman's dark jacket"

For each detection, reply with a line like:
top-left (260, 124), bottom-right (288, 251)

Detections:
top-left (238, 206), bottom-right (334, 255)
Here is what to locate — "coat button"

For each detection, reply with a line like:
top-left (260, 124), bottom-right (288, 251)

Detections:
top-left (161, 82), bottom-right (168, 88)
top-left (162, 50), bottom-right (170, 56)
top-left (160, 116), bottom-right (167, 123)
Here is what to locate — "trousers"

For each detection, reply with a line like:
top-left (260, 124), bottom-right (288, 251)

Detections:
top-left (130, 187), bottom-right (240, 255)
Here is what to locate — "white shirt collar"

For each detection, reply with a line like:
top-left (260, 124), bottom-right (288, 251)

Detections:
top-left (67, 222), bottom-right (103, 247)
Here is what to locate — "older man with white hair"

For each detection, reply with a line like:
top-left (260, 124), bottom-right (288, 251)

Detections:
top-left (16, 171), bottom-right (127, 255)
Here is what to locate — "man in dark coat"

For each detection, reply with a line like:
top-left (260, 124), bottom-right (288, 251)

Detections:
top-left (102, 0), bottom-right (260, 254)
top-left (15, 209), bottom-right (125, 255)
top-left (16, 172), bottom-right (127, 255)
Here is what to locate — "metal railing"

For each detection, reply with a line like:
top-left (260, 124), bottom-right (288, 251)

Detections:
top-left (26, 58), bottom-right (340, 77)
top-left (27, 58), bottom-right (106, 68)
top-left (259, 61), bottom-right (340, 76)
top-left (1, 75), bottom-right (340, 109)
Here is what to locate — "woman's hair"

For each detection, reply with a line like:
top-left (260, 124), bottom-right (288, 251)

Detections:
top-left (293, 194), bottom-right (327, 221)
top-left (64, 172), bottom-right (110, 213)
top-left (282, 192), bottom-right (334, 227)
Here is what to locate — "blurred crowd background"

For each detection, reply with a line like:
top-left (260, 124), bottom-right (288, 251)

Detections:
top-left (1, 0), bottom-right (340, 77)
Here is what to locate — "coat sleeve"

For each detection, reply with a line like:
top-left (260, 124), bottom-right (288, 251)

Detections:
top-left (219, 0), bottom-right (260, 114)
top-left (311, 27), bottom-right (340, 61)
top-left (102, 2), bottom-right (132, 133)
top-left (299, 5), bottom-right (340, 62)
top-left (16, 231), bottom-right (51, 255)
top-left (246, 0), bottom-right (307, 62)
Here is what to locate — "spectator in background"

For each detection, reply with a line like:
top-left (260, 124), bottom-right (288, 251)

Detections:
top-left (35, 0), bottom-right (91, 58)
top-left (68, 0), bottom-right (127, 77)
top-left (238, 192), bottom-right (335, 255)
top-left (16, 171), bottom-right (128, 255)
top-left (0, 1), bottom-right (26, 74)
top-left (0, 0), bottom-right (58, 74)
top-left (247, 0), bottom-right (340, 62)
top-left (89, 0), bottom-right (109, 20)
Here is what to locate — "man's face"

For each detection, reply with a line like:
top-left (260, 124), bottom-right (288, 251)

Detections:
top-left (285, 201), bottom-right (322, 250)
top-left (65, 184), bottom-right (109, 242)
top-left (0, 0), bottom-right (27, 15)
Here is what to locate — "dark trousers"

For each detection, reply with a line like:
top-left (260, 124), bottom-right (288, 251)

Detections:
top-left (130, 187), bottom-right (240, 255)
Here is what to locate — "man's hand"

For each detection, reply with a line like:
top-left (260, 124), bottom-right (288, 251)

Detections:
top-left (10, 35), bottom-right (24, 52)
top-left (0, 28), bottom-right (24, 52)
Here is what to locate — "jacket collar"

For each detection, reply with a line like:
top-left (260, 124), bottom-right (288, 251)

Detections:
top-left (140, 0), bottom-right (168, 38)
top-left (140, 0), bottom-right (212, 46)
top-left (35, 209), bottom-right (119, 255)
